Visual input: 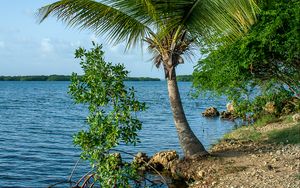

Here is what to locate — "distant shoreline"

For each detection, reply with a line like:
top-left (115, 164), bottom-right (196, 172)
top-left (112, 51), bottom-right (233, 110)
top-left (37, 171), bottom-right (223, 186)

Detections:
top-left (0, 75), bottom-right (194, 82)
top-left (0, 75), bottom-right (161, 81)
top-left (176, 75), bottom-right (193, 82)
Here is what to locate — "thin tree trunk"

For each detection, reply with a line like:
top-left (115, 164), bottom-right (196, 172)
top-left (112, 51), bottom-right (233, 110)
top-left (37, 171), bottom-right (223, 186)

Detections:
top-left (166, 68), bottom-right (208, 157)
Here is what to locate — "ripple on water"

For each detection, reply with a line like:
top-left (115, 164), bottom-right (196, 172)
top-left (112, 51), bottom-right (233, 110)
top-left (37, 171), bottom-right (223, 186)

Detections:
top-left (0, 81), bottom-right (235, 187)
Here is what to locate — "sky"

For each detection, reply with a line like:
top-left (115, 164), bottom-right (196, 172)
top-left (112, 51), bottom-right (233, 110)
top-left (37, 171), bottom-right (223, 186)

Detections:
top-left (0, 0), bottom-right (200, 79)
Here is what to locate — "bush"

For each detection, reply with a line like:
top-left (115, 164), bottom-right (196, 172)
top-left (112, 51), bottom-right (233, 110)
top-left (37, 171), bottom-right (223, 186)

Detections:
top-left (193, 0), bottom-right (300, 121)
top-left (69, 43), bottom-right (146, 186)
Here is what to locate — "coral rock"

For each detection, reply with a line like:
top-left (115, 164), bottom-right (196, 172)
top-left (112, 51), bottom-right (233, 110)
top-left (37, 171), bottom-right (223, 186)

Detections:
top-left (133, 152), bottom-right (149, 169)
top-left (148, 150), bottom-right (179, 171)
top-left (226, 102), bottom-right (235, 113)
top-left (202, 107), bottom-right (220, 117)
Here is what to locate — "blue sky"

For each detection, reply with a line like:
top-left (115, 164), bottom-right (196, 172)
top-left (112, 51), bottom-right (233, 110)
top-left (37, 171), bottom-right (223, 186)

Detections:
top-left (0, 0), bottom-right (200, 78)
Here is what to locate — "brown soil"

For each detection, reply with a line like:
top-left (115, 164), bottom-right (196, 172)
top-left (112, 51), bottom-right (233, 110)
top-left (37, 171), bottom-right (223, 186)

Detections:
top-left (175, 121), bottom-right (300, 188)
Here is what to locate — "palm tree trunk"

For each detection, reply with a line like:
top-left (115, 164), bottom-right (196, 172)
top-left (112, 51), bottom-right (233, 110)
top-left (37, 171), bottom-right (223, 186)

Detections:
top-left (166, 68), bottom-right (208, 157)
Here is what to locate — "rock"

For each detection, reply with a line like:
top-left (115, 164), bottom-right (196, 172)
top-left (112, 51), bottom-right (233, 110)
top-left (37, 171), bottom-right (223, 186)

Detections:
top-left (264, 101), bottom-right (276, 114)
top-left (269, 152), bottom-right (273, 156)
top-left (220, 111), bottom-right (235, 120)
top-left (148, 150), bottom-right (179, 171)
top-left (202, 107), bottom-right (220, 117)
top-left (292, 113), bottom-right (300, 122)
top-left (133, 152), bottom-right (149, 167)
top-left (169, 159), bottom-right (179, 175)
top-left (267, 164), bottom-right (273, 170)
top-left (226, 102), bottom-right (234, 113)
top-left (197, 170), bottom-right (205, 178)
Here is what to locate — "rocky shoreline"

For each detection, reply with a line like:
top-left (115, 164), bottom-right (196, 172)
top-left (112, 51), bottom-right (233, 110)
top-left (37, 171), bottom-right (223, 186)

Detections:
top-left (130, 115), bottom-right (300, 187)
top-left (178, 140), bottom-right (300, 188)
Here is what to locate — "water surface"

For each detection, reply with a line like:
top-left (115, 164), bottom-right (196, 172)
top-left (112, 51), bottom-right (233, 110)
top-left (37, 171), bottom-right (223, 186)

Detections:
top-left (0, 81), bottom-right (235, 187)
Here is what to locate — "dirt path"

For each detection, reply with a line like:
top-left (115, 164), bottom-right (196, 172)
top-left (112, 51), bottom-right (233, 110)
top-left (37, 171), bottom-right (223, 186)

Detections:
top-left (176, 121), bottom-right (300, 188)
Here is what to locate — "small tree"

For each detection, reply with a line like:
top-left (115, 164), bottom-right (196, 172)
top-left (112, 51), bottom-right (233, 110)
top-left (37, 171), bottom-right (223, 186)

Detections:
top-left (69, 43), bottom-right (146, 187)
top-left (38, 0), bottom-right (259, 157)
top-left (193, 0), bottom-right (300, 117)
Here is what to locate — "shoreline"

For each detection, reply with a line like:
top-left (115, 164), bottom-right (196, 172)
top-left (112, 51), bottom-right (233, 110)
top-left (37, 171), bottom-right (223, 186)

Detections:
top-left (136, 114), bottom-right (300, 187)
top-left (0, 75), bottom-right (161, 81)
top-left (174, 114), bottom-right (300, 187)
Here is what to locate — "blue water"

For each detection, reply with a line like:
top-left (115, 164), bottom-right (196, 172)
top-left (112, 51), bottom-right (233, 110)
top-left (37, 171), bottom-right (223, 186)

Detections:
top-left (0, 81), bottom-right (235, 187)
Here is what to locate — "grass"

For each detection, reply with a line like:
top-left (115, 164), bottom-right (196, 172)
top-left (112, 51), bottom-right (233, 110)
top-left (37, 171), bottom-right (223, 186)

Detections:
top-left (282, 115), bottom-right (294, 123)
top-left (223, 115), bottom-right (279, 141)
top-left (253, 114), bottom-right (279, 127)
top-left (223, 126), bottom-right (262, 141)
top-left (223, 115), bottom-right (299, 145)
top-left (267, 123), bottom-right (300, 145)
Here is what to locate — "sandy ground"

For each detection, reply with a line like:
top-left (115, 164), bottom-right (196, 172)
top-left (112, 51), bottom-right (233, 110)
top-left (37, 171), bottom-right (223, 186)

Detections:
top-left (175, 121), bottom-right (300, 188)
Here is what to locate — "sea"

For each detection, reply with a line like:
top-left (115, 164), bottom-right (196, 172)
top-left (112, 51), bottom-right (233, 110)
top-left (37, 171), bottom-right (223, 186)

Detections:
top-left (0, 81), bottom-right (236, 187)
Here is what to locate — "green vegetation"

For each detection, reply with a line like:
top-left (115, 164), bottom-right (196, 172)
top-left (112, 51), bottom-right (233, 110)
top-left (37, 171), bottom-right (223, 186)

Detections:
top-left (125, 77), bottom-right (160, 81)
top-left (282, 115), bottom-right (294, 124)
top-left (253, 114), bottom-right (279, 127)
top-left (0, 75), bottom-right (53, 81)
top-left (267, 123), bottom-right (300, 145)
top-left (69, 43), bottom-right (146, 187)
top-left (193, 0), bottom-right (300, 119)
top-left (176, 75), bottom-right (193, 82)
top-left (39, 0), bottom-right (259, 157)
top-left (224, 115), bottom-right (300, 145)
top-left (224, 126), bottom-right (262, 142)
top-left (0, 75), bottom-right (160, 81)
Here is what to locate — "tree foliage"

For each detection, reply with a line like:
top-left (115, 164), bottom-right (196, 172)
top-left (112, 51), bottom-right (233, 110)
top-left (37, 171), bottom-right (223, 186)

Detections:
top-left (38, 0), bottom-right (260, 157)
top-left (38, 0), bottom-right (259, 78)
top-left (0, 75), bottom-right (160, 81)
top-left (193, 0), bottom-right (300, 117)
top-left (69, 43), bottom-right (146, 187)
top-left (176, 75), bottom-right (193, 82)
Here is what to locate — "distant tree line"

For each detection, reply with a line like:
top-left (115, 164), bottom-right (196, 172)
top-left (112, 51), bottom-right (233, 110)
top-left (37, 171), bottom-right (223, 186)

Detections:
top-left (125, 77), bottom-right (160, 81)
top-left (176, 75), bottom-right (193, 82)
top-left (0, 75), bottom-right (160, 81)
top-left (0, 75), bottom-right (71, 81)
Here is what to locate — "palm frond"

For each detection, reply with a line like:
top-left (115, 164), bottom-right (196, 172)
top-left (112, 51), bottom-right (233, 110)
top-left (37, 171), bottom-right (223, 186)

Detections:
top-left (167, 0), bottom-right (260, 44)
top-left (194, 0), bottom-right (258, 42)
top-left (37, 0), bottom-right (260, 64)
top-left (37, 0), bottom-right (155, 49)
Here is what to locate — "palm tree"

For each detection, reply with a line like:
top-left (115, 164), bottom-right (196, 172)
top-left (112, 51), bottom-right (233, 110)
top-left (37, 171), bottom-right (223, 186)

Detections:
top-left (38, 0), bottom-right (259, 157)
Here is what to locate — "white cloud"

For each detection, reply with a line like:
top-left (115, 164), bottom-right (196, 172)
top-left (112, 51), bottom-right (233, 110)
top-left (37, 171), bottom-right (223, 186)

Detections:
top-left (40, 38), bottom-right (54, 54)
